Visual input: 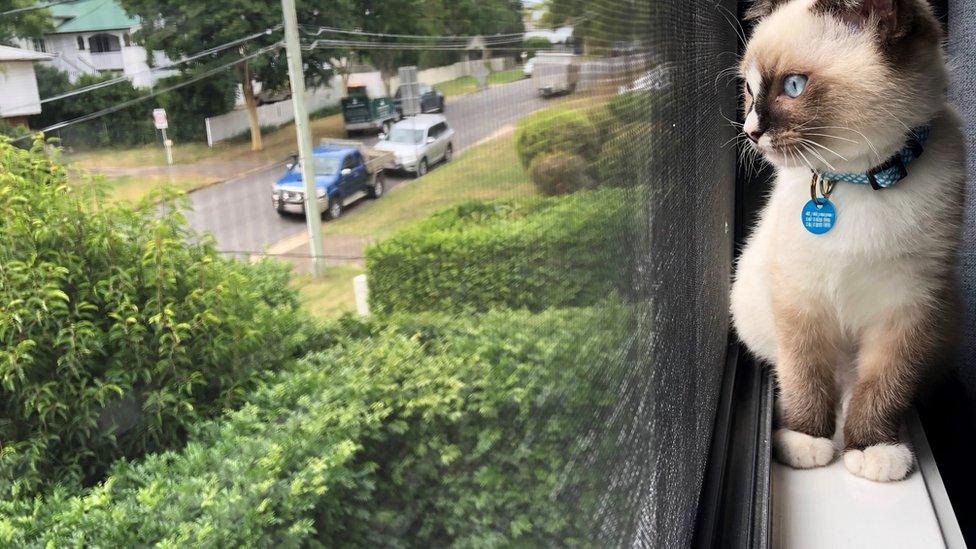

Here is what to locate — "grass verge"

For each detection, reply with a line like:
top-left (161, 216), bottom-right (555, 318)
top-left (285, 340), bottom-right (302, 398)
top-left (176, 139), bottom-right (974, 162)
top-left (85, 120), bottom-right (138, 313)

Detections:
top-left (323, 130), bottom-right (533, 239)
top-left (290, 265), bottom-right (364, 320)
top-left (435, 68), bottom-right (525, 97)
top-left (66, 112), bottom-right (347, 171)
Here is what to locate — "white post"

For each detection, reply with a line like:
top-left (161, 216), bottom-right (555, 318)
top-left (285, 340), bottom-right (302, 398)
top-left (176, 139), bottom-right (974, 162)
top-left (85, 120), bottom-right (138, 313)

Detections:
top-left (281, 0), bottom-right (326, 277)
top-left (353, 274), bottom-right (370, 317)
top-left (161, 128), bottom-right (174, 165)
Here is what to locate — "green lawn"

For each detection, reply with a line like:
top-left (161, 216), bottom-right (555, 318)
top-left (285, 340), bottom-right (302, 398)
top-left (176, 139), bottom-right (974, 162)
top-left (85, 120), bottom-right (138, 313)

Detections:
top-left (323, 130), bottom-right (534, 240)
top-left (434, 68), bottom-right (525, 97)
top-left (291, 265), bottom-right (364, 320)
top-left (99, 173), bottom-right (221, 203)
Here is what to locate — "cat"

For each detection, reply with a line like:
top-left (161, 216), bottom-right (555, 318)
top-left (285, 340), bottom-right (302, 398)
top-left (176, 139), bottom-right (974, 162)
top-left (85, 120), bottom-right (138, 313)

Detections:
top-left (730, 0), bottom-right (966, 482)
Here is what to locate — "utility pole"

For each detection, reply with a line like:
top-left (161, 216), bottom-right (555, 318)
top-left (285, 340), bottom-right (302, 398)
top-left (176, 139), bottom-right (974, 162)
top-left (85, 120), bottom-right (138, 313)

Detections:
top-left (280, 0), bottom-right (325, 277)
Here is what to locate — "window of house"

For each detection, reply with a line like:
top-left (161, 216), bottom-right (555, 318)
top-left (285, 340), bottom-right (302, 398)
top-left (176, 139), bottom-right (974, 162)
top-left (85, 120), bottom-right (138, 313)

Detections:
top-left (88, 33), bottom-right (121, 53)
top-left (76, 35), bottom-right (85, 50)
top-left (31, 38), bottom-right (46, 52)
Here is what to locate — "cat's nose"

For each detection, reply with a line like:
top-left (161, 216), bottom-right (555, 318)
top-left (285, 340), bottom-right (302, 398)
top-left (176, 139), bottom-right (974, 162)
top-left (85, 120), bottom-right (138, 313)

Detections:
top-left (747, 129), bottom-right (764, 143)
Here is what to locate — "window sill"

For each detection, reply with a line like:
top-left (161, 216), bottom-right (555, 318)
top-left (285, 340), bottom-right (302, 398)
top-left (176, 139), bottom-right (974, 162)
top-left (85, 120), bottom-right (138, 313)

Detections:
top-left (771, 411), bottom-right (966, 549)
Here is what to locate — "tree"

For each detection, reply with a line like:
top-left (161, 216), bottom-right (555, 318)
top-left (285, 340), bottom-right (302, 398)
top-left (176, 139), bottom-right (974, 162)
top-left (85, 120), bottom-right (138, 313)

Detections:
top-left (350, 0), bottom-right (524, 93)
top-left (0, 0), bottom-right (53, 45)
top-left (119, 0), bottom-right (356, 151)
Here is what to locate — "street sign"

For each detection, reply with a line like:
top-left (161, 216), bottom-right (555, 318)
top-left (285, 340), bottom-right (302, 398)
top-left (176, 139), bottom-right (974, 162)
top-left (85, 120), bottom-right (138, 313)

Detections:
top-left (398, 66), bottom-right (421, 117)
top-left (153, 108), bottom-right (168, 130)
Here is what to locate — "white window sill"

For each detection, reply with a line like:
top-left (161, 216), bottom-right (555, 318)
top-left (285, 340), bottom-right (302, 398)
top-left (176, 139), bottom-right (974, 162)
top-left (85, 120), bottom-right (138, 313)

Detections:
top-left (771, 411), bottom-right (966, 549)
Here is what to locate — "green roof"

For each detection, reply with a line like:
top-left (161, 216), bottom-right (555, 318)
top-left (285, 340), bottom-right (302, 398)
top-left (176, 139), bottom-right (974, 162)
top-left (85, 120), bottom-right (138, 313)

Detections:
top-left (48, 0), bottom-right (140, 34)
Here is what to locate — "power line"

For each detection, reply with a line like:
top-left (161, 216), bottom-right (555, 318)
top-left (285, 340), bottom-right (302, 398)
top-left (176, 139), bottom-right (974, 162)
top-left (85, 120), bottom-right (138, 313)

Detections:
top-left (302, 38), bottom-right (546, 52)
top-left (13, 41), bottom-right (284, 143)
top-left (39, 26), bottom-right (283, 105)
top-left (300, 25), bottom-right (527, 43)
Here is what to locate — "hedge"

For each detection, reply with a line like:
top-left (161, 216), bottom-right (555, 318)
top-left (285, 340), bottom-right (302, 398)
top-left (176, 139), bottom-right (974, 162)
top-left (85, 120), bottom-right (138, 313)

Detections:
top-left (528, 152), bottom-right (596, 195)
top-left (0, 138), bottom-right (328, 498)
top-left (365, 189), bottom-right (639, 314)
top-left (514, 104), bottom-right (602, 169)
top-left (0, 305), bottom-right (633, 547)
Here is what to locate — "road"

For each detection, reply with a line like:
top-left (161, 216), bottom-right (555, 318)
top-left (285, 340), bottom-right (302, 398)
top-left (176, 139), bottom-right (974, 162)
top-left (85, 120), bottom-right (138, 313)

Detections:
top-left (185, 76), bottom-right (549, 257)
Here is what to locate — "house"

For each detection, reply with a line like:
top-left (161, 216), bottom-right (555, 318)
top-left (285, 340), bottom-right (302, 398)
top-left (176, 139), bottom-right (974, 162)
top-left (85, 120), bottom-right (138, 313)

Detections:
top-left (18, 0), bottom-right (170, 88)
top-left (0, 45), bottom-right (50, 127)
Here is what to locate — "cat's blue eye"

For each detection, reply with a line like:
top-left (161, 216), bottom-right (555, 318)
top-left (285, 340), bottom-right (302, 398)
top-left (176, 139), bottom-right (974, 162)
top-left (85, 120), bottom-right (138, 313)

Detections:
top-left (783, 74), bottom-right (808, 98)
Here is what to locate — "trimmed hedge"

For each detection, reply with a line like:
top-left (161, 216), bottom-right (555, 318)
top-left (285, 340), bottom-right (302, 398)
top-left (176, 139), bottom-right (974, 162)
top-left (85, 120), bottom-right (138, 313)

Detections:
top-left (0, 138), bottom-right (326, 498)
top-left (514, 105), bottom-right (602, 169)
top-left (365, 189), bottom-right (638, 314)
top-left (528, 152), bottom-right (596, 195)
top-left (0, 305), bottom-right (633, 547)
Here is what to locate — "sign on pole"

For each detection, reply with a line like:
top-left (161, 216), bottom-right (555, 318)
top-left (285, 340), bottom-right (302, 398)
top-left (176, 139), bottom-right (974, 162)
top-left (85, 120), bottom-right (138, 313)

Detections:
top-left (152, 108), bottom-right (168, 130)
top-left (398, 66), bottom-right (421, 117)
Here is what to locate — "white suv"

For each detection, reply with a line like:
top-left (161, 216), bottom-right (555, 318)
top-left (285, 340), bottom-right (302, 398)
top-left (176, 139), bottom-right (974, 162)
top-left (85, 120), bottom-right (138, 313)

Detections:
top-left (374, 114), bottom-right (455, 177)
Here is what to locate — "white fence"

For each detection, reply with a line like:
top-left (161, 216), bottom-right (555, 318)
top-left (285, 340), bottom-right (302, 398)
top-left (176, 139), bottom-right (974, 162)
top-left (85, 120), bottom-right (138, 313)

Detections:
top-left (205, 80), bottom-right (344, 146)
top-left (203, 57), bottom-right (515, 147)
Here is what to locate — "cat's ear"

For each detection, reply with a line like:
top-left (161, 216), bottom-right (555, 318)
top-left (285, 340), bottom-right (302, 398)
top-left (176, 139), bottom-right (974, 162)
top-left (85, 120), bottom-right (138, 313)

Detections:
top-left (821, 0), bottom-right (909, 40)
top-left (744, 0), bottom-right (792, 21)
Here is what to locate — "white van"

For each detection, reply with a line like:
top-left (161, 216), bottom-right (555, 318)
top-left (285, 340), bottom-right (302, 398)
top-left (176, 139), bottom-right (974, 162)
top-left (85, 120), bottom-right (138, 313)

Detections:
top-left (531, 53), bottom-right (581, 97)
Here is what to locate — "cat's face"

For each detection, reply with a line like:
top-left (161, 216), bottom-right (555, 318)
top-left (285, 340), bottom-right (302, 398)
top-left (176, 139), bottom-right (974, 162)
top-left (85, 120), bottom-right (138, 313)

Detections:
top-left (740, 0), bottom-right (944, 171)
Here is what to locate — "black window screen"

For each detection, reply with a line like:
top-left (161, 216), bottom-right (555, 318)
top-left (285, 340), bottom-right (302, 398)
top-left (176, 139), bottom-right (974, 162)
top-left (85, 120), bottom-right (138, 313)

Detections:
top-left (0, 0), bottom-right (743, 545)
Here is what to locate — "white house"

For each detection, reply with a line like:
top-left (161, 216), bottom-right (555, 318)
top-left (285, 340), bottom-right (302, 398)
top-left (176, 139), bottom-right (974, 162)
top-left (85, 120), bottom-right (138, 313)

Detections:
top-left (0, 45), bottom-right (50, 127)
top-left (18, 0), bottom-right (170, 88)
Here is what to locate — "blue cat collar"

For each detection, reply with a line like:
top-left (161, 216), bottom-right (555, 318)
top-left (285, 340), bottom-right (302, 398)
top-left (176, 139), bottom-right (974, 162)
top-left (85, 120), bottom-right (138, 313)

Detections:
top-left (818, 124), bottom-right (931, 190)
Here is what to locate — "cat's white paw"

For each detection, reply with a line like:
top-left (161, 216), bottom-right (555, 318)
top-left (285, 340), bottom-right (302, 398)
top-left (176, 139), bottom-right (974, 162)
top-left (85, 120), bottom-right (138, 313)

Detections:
top-left (843, 443), bottom-right (914, 482)
top-left (773, 428), bottom-right (835, 469)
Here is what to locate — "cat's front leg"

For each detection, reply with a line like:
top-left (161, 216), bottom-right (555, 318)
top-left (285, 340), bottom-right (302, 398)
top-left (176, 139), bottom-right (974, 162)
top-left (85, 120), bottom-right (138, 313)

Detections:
top-left (770, 297), bottom-right (840, 469)
top-left (842, 308), bottom-right (937, 482)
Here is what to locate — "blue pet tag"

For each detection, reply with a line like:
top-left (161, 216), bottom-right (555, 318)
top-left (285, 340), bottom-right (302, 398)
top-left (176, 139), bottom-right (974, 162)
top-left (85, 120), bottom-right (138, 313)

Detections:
top-left (801, 199), bottom-right (836, 235)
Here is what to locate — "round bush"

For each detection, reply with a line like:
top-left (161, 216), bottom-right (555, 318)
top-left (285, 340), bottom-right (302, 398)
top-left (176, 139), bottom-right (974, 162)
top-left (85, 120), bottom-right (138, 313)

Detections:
top-left (528, 152), bottom-right (595, 196)
top-left (515, 106), bottom-right (602, 169)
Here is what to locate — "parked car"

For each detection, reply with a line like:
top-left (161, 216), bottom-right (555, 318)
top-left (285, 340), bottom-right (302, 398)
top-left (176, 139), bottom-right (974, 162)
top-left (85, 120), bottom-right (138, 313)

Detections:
top-left (340, 84), bottom-right (399, 136)
top-left (532, 52), bottom-right (581, 97)
top-left (394, 83), bottom-right (445, 115)
top-left (272, 141), bottom-right (392, 219)
top-left (373, 114), bottom-right (455, 177)
top-left (618, 64), bottom-right (672, 94)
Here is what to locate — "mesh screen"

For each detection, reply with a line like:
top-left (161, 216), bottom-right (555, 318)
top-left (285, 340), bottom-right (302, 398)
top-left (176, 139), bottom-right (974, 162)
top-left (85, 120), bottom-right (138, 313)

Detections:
top-left (0, 0), bottom-right (739, 545)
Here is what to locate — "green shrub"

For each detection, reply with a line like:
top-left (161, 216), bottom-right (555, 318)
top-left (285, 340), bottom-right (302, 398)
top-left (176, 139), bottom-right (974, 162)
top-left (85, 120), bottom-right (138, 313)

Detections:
top-left (597, 122), bottom-right (656, 187)
top-left (32, 67), bottom-right (156, 150)
top-left (0, 306), bottom-right (632, 547)
top-left (528, 152), bottom-right (595, 195)
top-left (366, 189), bottom-right (638, 314)
top-left (514, 105), bottom-right (602, 168)
top-left (0, 138), bottom-right (324, 498)
top-left (605, 90), bottom-right (668, 126)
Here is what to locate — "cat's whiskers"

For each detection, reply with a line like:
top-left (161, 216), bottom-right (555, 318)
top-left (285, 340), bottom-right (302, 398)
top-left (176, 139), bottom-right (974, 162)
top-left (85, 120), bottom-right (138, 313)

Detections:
top-left (799, 142), bottom-right (837, 171)
top-left (799, 138), bottom-right (848, 163)
top-left (803, 125), bottom-right (883, 163)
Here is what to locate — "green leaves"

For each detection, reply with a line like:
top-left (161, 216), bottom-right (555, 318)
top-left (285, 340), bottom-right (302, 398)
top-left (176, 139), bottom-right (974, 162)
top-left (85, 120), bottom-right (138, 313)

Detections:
top-left (0, 139), bottom-right (328, 499)
top-left (366, 189), bottom-right (639, 314)
top-left (0, 306), bottom-right (633, 547)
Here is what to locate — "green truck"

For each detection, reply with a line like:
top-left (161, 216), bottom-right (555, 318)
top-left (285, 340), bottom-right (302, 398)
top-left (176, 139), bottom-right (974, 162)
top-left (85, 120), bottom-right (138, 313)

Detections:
top-left (340, 85), bottom-right (399, 136)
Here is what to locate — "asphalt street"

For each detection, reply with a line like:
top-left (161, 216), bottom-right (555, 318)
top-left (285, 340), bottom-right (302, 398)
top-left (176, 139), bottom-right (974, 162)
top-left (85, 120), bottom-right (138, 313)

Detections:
top-left (185, 76), bottom-right (549, 257)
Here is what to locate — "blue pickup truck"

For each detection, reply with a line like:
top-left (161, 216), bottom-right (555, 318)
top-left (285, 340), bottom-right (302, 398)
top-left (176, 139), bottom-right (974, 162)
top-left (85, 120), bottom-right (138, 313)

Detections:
top-left (272, 142), bottom-right (390, 219)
